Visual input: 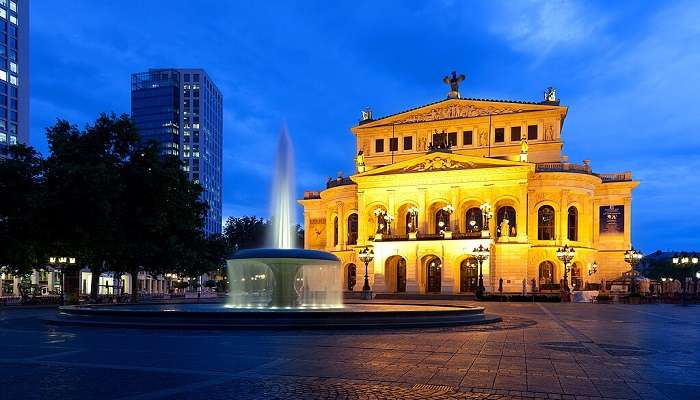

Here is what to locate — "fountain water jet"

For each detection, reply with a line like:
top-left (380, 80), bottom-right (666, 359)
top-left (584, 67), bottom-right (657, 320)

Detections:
top-left (225, 127), bottom-right (343, 309)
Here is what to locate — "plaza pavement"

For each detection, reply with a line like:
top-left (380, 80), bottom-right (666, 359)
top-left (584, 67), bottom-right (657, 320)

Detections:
top-left (0, 301), bottom-right (698, 400)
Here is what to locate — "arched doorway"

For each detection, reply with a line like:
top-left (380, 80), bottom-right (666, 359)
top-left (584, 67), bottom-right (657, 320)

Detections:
top-left (538, 261), bottom-right (555, 288)
top-left (460, 258), bottom-right (478, 292)
top-left (397, 258), bottom-right (406, 292)
top-left (426, 256), bottom-right (442, 293)
top-left (571, 262), bottom-right (582, 291)
top-left (345, 264), bottom-right (357, 291)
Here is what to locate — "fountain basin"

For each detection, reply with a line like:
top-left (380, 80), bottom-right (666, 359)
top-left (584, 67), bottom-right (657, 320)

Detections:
top-left (50, 302), bottom-right (501, 329)
top-left (226, 248), bottom-right (342, 309)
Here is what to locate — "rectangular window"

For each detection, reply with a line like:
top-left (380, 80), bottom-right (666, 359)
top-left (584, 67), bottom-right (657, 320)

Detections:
top-left (494, 128), bottom-right (505, 143)
top-left (463, 130), bottom-right (473, 145)
top-left (375, 138), bottom-right (384, 153)
top-left (8, 134), bottom-right (15, 144)
top-left (403, 136), bottom-right (413, 150)
top-left (0, 132), bottom-right (5, 142)
top-left (448, 132), bottom-right (457, 147)
top-left (9, 15), bottom-right (16, 25)
top-left (9, 62), bottom-right (15, 73)
top-left (528, 125), bottom-right (538, 140)
top-left (389, 137), bottom-right (398, 151)
top-left (510, 126), bottom-right (521, 142)
top-left (0, 9), bottom-right (6, 20)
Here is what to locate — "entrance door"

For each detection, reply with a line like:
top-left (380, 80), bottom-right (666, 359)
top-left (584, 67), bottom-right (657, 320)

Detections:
top-left (426, 257), bottom-right (442, 293)
top-left (397, 258), bottom-right (407, 293)
top-left (346, 264), bottom-right (357, 291)
top-left (571, 263), bottom-right (582, 291)
top-left (460, 258), bottom-right (478, 292)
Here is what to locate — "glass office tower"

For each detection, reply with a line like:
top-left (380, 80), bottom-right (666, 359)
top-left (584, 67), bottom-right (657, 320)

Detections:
top-left (131, 68), bottom-right (223, 235)
top-left (0, 0), bottom-right (29, 156)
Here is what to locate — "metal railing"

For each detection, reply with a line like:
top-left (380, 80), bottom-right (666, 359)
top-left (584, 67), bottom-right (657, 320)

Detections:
top-left (326, 177), bottom-right (355, 189)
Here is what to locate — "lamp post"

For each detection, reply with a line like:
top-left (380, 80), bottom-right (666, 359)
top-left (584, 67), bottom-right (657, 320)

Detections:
top-left (556, 245), bottom-right (575, 297)
top-left (358, 246), bottom-right (374, 300)
top-left (672, 252), bottom-right (698, 307)
top-left (472, 244), bottom-right (489, 297)
top-left (624, 248), bottom-right (643, 294)
top-left (48, 256), bottom-right (76, 306)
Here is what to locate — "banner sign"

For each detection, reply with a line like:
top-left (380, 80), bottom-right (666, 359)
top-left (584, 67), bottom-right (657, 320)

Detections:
top-left (600, 205), bottom-right (624, 234)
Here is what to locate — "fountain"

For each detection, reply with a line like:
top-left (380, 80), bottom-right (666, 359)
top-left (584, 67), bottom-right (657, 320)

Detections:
top-left (51, 128), bottom-right (500, 329)
top-left (225, 128), bottom-right (343, 310)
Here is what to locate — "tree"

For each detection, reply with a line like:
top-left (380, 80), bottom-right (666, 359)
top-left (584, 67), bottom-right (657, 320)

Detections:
top-left (117, 141), bottom-right (209, 302)
top-left (44, 114), bottom-right (140, 302)
top-left (223, 216), bottom-right (268, 250)
top-left (0, 145), bottom-right (47, 302)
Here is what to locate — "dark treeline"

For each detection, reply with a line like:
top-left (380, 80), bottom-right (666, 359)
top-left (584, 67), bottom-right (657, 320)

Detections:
top-left (0, 113), bottom-right (306, 303)
top-left (0, 113), bottom-right (229, 302)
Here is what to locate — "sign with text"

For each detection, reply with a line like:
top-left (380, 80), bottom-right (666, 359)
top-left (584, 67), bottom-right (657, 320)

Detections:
top-left (600, 205), bottom-right (624, 234)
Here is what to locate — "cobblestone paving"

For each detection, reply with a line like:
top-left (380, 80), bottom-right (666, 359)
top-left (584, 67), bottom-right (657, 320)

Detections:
top-left (1, 302), bottom-right (698, 399)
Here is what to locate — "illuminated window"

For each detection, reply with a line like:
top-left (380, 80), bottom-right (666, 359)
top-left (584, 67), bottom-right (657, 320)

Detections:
top-left (9, 2), bottom-right (15, 12)
top-left (9, 75), bottom-right (16, 85)
top-left (0, 132), bottom-right (5, 142)
top-left (0, 70), bottom-right (6, 81)
top-left (567, 206), bottom-right (578, 241)
top-left (9, 15), bottom-right (15, 25)
top-left (8, 134), bottom-right (15, 144)
top-left (538, 206), bottom-right (555, 240)
top-left (0, 9), bottom-right (5, 20)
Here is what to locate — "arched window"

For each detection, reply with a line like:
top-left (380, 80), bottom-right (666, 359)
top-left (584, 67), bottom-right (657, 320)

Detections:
top-left (567, 206), bottom-right (578, 241)
top-left (405, 209), bottom-right (418, 234)
top-left (333, 216), bottom-right (339, 246)
top-left (435, 209), bottom-right (450, 234)
top-left (538, 206), bottom-right (555, 240)
top-left (347, 213), bottom-right (358, 245)
top-left (539, 261), bottom-right (555, 286)
top-left (465, 207), bottom-right (483, 232)
top-left (497, 206), bottom-right (517, 237)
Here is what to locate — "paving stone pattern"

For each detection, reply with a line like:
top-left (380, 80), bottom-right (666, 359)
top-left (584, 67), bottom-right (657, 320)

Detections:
top-left (0, 302), bottom-right (698, 399)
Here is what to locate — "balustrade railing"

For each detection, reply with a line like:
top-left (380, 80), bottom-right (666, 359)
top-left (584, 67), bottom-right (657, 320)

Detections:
top-left (535, 163), bottom-right (632, 182)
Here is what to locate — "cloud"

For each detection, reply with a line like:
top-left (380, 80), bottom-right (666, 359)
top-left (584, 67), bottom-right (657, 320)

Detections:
top-left (488, 0), bottom-right (607, 59)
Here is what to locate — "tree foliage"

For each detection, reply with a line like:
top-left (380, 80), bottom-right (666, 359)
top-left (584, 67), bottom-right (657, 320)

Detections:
top-left (223, 216), bottom-right (304, 250)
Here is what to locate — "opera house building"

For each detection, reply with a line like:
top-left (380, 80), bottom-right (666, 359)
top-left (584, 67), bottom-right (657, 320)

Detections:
top-left (299, 75), bottom-right (638, 295)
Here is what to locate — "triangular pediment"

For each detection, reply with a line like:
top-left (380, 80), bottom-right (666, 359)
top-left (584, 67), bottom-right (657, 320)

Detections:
top-left (353, 152), bottom-right (532, 178)
top-left (355, 98), bottom-right (564, 129)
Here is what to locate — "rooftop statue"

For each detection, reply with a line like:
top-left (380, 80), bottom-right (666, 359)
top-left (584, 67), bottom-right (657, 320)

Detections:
top-left (443, 71), bottom-right (466, 99)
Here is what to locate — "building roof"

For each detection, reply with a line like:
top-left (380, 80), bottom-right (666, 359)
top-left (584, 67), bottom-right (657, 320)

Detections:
top-left (358, 97), bottom-right (563, 127)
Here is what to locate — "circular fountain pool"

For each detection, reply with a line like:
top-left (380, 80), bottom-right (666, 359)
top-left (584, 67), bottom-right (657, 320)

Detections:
top-left (52, 302), bottom-right (500, 329)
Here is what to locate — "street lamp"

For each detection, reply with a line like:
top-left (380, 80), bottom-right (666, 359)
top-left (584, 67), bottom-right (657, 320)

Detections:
top-left (672, 252), bottom-right (698, 307)
top-left (472, 244), bottom-right (489, 297)
top-left (556, 244), bottom-right (575, 295)
top-left (358, 246), bottom-right (374, 300)
top-left (624, 248), bottom-right (643, 294)
top-left (48, 256), bottom-right (77, 306)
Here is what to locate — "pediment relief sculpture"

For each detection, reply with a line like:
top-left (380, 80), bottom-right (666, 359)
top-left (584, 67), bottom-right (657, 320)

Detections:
top-left (397, 104), bottom-right (529, 124)
top-left (403, 156), bottom-right (476, 172)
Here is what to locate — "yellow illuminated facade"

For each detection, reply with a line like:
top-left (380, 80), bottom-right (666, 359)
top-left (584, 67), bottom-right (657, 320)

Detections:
top-left (299, 80), bottom-right (638, 294)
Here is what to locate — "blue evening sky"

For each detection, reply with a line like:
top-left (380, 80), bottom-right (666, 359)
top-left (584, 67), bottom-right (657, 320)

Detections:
top-left (30, 1), bottom-right (700, 252)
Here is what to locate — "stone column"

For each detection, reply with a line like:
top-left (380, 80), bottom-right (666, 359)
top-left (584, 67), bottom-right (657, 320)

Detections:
top-left (418, 188), bottom-right (427, 234)
top-left (450, 187), bottom-right (459, 232)
top-left (623, 196), bottom-right (632, 248)
top-left (559, 190), bottom-right (569, 244)
top-left (357, 191), bottom-right (367, 245)
top-left (336, 201), bottom-right (344, 248)
top-left (517, 184), bottom-right (528, 242)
